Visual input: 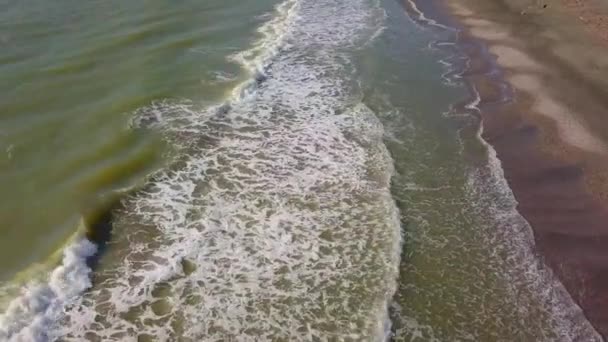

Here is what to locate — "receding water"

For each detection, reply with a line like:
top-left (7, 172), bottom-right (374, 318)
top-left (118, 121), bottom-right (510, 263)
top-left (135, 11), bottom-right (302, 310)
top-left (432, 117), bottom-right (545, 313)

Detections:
top-left (0, 0), bottom-right (600, 341)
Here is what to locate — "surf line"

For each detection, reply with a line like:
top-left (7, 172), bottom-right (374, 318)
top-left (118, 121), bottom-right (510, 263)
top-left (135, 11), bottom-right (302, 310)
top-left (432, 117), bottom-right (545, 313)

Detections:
top-left (398, 0), bottom-right (603, 340)
top-left (0, 191), bottom-right (128, 341)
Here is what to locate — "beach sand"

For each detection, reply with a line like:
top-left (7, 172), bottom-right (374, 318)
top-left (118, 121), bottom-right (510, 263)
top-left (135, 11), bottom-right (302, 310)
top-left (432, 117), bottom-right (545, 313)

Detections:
top-left (421, 0), bottom-right (608, 338)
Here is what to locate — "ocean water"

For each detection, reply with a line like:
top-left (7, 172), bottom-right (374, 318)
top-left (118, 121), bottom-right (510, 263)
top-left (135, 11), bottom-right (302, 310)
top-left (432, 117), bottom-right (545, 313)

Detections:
top-left (0, 0), bottom-right (601, 341)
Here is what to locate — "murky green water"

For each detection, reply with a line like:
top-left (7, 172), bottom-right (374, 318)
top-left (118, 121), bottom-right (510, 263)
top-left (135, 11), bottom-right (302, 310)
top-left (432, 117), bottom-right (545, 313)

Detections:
top-left (0, 0), bottom-right (601, 340)
top-left (0, 0), bottom-right (276, 279)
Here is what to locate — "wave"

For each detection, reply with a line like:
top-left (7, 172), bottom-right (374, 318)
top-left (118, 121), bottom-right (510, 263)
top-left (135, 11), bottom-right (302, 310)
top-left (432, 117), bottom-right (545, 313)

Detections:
top-left (0, 234), bottom-right (96, 342)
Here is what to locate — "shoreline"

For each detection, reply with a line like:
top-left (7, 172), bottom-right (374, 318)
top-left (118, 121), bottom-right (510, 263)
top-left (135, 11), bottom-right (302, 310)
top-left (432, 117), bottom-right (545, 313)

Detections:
top-left (411, 0), bottom-right (608, 338)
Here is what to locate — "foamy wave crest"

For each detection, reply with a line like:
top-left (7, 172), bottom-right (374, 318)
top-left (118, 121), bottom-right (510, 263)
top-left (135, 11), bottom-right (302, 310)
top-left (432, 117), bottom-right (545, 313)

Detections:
top-left (229, 0), bottom-right (299, 100)
top-left (0, 238), bottom-right (97, 342)
top-left (54, 0), bottom-right (401, 341)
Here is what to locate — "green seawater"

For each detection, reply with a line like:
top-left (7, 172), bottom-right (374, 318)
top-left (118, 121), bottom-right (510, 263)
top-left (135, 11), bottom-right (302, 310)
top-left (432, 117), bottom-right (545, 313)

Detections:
top-left (0, 0), bottom-right (276, 280)
top-left (0, 0), bottom-right (601, 341)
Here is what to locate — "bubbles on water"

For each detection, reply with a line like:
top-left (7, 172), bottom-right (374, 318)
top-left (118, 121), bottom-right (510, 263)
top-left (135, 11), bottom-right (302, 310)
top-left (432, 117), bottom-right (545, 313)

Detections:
top-left (52, 0), bottom-right (401, 341)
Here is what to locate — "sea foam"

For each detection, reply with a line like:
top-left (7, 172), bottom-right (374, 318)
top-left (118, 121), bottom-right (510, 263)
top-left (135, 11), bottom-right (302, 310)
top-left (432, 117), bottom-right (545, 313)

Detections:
top-left (0, 238), bottom-right (96, 342)
top-left (21, 0), bottom-right (402, 341)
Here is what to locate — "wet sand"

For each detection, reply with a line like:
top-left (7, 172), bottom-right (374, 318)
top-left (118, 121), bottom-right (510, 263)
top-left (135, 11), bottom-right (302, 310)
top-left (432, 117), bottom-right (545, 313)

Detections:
top-left (414, 0), bottom-right (608, 338)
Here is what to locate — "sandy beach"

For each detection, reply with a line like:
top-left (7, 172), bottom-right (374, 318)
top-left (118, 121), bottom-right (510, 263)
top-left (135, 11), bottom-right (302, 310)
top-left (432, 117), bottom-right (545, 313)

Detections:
top-left (419, 0), bottom-right (608, 338)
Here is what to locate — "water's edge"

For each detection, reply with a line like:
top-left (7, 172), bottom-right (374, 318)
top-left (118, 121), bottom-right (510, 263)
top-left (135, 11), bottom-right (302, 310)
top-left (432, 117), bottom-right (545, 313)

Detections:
top-left (398, 0), bottom-right (603, 340)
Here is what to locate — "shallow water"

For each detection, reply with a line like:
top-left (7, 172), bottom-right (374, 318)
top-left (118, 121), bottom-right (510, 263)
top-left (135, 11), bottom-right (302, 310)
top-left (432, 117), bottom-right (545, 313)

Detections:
top-left (0, 0), bottom-right (600, 340)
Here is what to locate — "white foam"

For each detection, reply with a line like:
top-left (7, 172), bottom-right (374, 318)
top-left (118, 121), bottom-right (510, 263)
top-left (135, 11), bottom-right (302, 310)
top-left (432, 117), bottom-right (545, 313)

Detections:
top-left (208, 71), bottom-right (238, 83)
top-left (228, 0), bottom-right (299, 100)
top-left (390, 302), bottom-right (441, 342)
top-left (362, 0), bottom-right (388, 48)
top-left (0, 238), bottom-right (97, 342)
top-left (53, 0), bottom-right (401, 341)
top-left (403, 0), bottom-right (455, 31)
